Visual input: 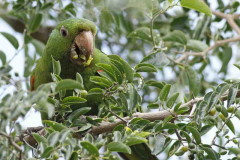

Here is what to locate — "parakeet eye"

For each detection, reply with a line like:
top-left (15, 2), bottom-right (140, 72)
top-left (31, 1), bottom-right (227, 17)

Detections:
top-left (60, 26), bottom-right (68, 37)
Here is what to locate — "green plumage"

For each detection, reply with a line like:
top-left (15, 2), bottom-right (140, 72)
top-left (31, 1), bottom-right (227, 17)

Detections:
top-left (31, 18), bottom-right (101, 90)
top-left (31, 18), bottom-right (158, 160)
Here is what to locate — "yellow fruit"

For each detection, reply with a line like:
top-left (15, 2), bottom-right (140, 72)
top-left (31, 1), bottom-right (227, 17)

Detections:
top-left (181, 146), bottom-right (189, 152)
top-left (227, 106), bottom-right (235, 113)
top-left (209, 108), bottom-right (216, 116)
top-left (219, 113), bottom-right (226, 121)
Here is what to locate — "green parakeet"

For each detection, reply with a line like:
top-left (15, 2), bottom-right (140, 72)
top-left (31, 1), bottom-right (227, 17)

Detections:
top-left (31, 18), bottom-right (158, 160)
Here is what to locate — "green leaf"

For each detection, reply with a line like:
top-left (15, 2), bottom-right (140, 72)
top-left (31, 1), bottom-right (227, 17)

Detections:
top-left (235, 110), bottom-right (240, 120)
top-left (36, 100), bottom-right (55, 118)
top-left (228, 147), bottom-right (240, 155)
top-left (234, 63), bottom-right (240, 70)
top-left (64, 3), bottom-right (76, 16)
top-left (151, 135), bottom-right (168, 155)
top-left (219, 47), bottom-right (232, 73)
top-left (70, 152), bottom-right (78, 160)
top-left (128, 84), bottom-right (139, 114)
top-left (193, 14), bottom-right (211, 39)
top-left (176, 106), bottom-right (189, 114)
top-left (147, 103), bottom-right (159, 109)
top-left (185, 66), bottom-right (200, 97)
top-left (110, 59), bottom-right (124, 74)
top-left (41, 146), bottom-right (54, 158)
top-left (226, 119), bottom-right (235, 134)
top-left (0, 32), bottom-right (19, 49)
top-left (76, 73), bottom-right (84, 89)
top-left (206, 92), bottom-right (220, 113)
top-left (181, 0), bottom-right (212, 16)
top-left (119, 92), bottom-right (129, 113)
top-left (167, 93), bottom-right (179, 108)
top-left (186, 126), bottom-right (201, 144)
top-left (43, 120), bottom-right (67, 131)
top-left (162, 30), bottom-right (188, 44)
top-left (227, 84), bottom-right (238, 108)
top-left (41, 2), bottom-right (54, 10)
top-left (135, 63), bottom-right (157, 72)
top-left (47, 131), bottom-right (60, 146)
top-left (68, 107), bottom-right (91, 123)
top-left (62, 96), bottom-right (87, 105)
top-left (162, 122), bottom-right (178, 130)
top-left (32, 133), bottom-right (48, 144)
top-left (88, 88), bottom-right (104, 95)
top-left (187, 39), bottom-right (208, 52)
top-left (125, 137), bottom-right (147, 146)
top-left (168, 140), bottom-right (181, 157)
top-left (200, 125), bottom-right (214, 136)
top-left (110, 63), bottom-right (123, 84)
top-left (220, 105), bottom-right (228, 117)
top-left (0, 50), bottom-right (6, 65)
top-left (107, 142), bottom-right (131, 154)
top-left (141, 51), bottom-right (170, 69)
top-left (96, 63), bottom-right (116, 81)
top-left (81, 141), bottom-right (99, 156)
top-left (108, 55), bottom-right (134, 83)
top-left (90, 76), bottom-right (113, 88)
top-left (201, 146), bottom-right (218, 160)
top-left (173, 102), bottom-right (182, 112)
top-left (113, 131), bottom-right (122, 142)
top-left (78, 123), bottom-right (92, 132)
top-left (159, 84), bottom-right (171, 101)
top-left (128, 27), bottom-right (152, 41)
top-left (59, 129), bottom-right (72, 143)
top-left (180, 131), bottom-right (191, 143)
top-left (51, 56), bottom-right (61, 75)
top-left (55, 79), bottom-right (83, 91)
top-left (145, 80), bottom-right (165, 89)
top-left (29, 13), bottom-right (43, 33)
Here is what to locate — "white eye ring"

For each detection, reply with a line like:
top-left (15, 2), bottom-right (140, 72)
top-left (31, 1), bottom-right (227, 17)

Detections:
top-left (60, 26), bottom-right (68, 37)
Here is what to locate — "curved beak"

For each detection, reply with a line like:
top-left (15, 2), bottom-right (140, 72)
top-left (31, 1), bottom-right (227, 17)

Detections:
top-left (70, 31), bottom-right (94, 66)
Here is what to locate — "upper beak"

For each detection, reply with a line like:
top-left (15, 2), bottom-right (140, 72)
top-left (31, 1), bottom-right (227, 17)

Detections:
top-left (72, 31), bottom-right (94, 61)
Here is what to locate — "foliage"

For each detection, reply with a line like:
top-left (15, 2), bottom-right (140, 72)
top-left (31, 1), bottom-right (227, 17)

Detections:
top-left (1, 0), bottom-right (240, 160)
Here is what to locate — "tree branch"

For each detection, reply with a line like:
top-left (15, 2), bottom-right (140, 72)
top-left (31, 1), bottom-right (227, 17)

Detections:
top-left (176, 36), bottom-right (240, 63)
top-left (176, 10), bottom-right (240, 63)
top-left (90, 110), bottom-right (174, 134)
top-left (0, 131), bottom-right (22, 152)
top-left (16, 90), bottom-right (240, 146)
top-left (212, 10), bottom-right (240, 35)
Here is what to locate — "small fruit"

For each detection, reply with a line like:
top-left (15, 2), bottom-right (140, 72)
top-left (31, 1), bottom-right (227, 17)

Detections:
top-left (233, 139), bottom-right (238, 144)
top-left (216, 105), bottom-right (222, 112)
top-left (80, 90), bottom-right (88, 98)
top-left (189, 143), bottom-right (195, 149)
top-left (219, 113), bottom-right (226, 121)
top-left (227, 106), bottom-right (235, 113)
top-left (52, 153), bottom-right (59, 160)
top-left (181, 146), bottom-right (189, 152)
top-left (209, 108), bottom-right (216, 116)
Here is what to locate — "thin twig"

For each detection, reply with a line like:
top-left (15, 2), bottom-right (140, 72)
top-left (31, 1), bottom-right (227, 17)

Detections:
top-left (176, 10), bottom-right (240, 63)
top-left (211, 113), bottom-right (235, 145)
top-left (176, 36), bottom-right (240, 63)
top-left (109, 110), bottom-right (128, 124)
top-left (212, 143), bottom-right (227, 150)
top-left (0, 131), bottom-right (22, 151)
top-left (212, 10), bottom-right (240, 35)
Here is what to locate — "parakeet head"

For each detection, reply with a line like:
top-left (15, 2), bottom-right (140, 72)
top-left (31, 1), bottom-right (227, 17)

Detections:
top-left (45, 18), bottom-right (97, 66)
